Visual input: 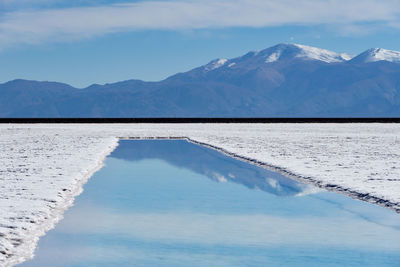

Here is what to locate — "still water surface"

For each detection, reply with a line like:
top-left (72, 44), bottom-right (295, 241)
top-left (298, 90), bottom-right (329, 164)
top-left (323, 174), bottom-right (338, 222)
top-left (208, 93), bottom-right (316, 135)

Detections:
top-left (21, 140), bottom-right (400, 266)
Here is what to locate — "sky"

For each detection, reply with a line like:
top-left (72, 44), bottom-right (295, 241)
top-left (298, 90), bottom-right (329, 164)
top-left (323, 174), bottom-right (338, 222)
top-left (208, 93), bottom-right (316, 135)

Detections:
top-left (1, 0), bottom-right (400, 88)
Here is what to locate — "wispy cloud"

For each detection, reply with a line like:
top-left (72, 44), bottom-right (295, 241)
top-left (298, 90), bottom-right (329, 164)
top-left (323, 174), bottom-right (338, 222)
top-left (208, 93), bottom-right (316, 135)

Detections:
top-left (0, 0), bottom-right (399, 48)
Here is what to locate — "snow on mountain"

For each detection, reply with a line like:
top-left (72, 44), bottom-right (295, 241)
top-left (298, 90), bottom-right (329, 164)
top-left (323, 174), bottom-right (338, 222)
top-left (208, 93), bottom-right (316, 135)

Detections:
top-left (202, 44), bottom-right (400, 71)
top-left (265, 51), bottom-right (281, 63)
top-left (202, 45), bottom-right (400, 72)
top-left (262, 44), bottom-right (350, 63)
top-left (204, 44), bottom-right (351, 71)
top-left (204, 58), bottom-right (228, 71)
top-left (351, 48), bottom-right (400, 63)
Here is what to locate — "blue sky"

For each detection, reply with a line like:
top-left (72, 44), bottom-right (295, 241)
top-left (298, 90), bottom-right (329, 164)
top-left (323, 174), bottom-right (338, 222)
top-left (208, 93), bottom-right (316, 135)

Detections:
top-left (1, 0), bottom-right (400, 88)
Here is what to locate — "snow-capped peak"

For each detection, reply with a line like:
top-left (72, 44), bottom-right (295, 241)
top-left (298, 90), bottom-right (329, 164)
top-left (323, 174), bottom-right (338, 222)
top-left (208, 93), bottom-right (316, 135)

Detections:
top-left (294, 44), bottom-right (351, 63)
top-left (204, 58), bottom-right (228, 71)
top-left (351, 48), bottom-right (400, 63)
top-left (263, 44), bottom-right (350, 63)
top-left (199, 44), bottom-right (400, 74)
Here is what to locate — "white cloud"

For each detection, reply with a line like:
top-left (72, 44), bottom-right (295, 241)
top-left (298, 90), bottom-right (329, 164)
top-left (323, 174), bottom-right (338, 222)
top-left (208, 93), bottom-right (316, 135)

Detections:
top-left (0, 0), bottom-right (399, 48)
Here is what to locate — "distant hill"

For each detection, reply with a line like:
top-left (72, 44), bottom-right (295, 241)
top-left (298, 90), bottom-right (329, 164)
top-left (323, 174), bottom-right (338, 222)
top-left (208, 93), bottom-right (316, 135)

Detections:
top-left (1, 43), bottom-right (400, 117)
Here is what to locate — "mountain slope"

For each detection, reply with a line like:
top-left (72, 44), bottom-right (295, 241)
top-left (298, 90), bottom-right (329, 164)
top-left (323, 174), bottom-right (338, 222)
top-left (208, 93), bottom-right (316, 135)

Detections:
top-left (1, 44), bottom-right (400, 117)
top-left (0, 79), bottom-right (76, 117)
top-left (350, 48), bottom-right (400, 64)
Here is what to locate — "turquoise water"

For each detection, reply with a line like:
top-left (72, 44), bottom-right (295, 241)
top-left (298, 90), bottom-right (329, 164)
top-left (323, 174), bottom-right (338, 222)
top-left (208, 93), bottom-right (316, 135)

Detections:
top-left (21, 140), bottom-right (400, 266)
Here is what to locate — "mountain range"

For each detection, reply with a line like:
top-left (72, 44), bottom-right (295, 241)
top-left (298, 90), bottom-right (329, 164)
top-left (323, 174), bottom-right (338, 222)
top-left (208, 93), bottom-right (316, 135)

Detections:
top-left (1, 43), bottom-right (400, 117)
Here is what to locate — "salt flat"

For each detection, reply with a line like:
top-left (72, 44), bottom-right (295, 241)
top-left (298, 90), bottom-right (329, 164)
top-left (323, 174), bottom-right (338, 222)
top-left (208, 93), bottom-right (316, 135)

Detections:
top-left (0, 123), bottom-right (399, 266)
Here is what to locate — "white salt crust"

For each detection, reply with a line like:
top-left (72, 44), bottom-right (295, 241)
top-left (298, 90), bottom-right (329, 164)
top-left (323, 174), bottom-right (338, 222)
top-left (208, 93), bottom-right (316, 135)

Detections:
top-left (0, 123), bottom-right (399, 266)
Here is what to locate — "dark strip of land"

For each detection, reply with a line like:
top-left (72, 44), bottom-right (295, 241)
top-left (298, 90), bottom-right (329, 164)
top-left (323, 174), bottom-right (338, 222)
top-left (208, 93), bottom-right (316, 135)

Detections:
top-left (0, 118), bottom-right (399, 123)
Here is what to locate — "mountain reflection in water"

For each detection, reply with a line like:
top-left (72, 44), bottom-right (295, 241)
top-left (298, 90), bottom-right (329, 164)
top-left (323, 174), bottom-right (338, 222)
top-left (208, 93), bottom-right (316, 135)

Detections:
top-left (110, 140), bottom-right (314, 197)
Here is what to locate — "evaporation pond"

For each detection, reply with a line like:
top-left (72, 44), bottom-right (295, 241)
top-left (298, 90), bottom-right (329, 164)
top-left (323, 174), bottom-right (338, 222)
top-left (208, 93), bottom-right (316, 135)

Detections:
top-left (21, 140), bottom-right (400, 266)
